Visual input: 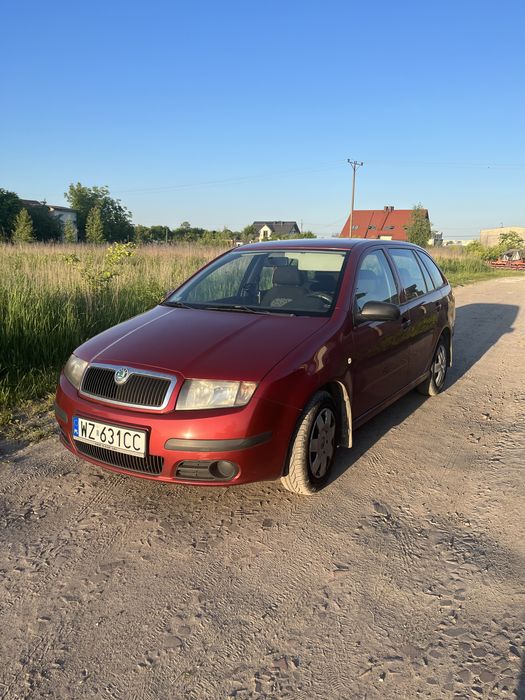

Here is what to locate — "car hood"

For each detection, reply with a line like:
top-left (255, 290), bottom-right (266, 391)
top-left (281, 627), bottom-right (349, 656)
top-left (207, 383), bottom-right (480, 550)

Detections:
top-left (76, 305), bottom-right (330, 382)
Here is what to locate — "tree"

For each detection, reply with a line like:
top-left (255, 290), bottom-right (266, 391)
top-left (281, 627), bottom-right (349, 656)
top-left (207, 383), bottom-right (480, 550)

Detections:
top-left (172, 223), bottom-right (205, 242)
top-left (499, 230), bottom-right (524, 250)
top-left (405, 204), bottom-right (431, 247)
top-left (294, 231), bottom-right (316, 239)
top-left (466, 240), bottom-right (484, 256)
top-left (0, 188), bottom-right (22, 241)
top-left (85, 206), bottom-right (105, 243)
top-left (269, 230), bottom-right (316, 241)
top-left (12, 208), bottom-right (35, 243)
top-left (28, 203), bottom-right (62, 241)
top-left (0, 188), bottom-right (22, 240)
top-left (149, 225), bottom-right (172, 243)
top-left (63, 219), bottom-right (77, 243)
top-left (134, 224), bottom-right (151, 244)
top-left (241, 224), bottom-right (256, 241)
top-left (65, 183), bottom-right (133, 242)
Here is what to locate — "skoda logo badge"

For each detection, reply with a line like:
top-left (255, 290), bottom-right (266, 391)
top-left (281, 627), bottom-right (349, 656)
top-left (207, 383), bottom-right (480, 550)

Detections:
top-left (114, 367), bottom-right (129, 385)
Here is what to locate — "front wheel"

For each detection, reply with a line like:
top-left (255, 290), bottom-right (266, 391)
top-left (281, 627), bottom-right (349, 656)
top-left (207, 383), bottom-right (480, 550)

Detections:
top-left (417, 337), bottom-right (449, 396)
top-left (281, 391), bottom-right (338, 495)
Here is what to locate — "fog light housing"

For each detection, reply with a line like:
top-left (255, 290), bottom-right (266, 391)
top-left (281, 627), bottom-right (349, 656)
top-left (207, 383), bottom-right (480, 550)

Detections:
top-left (209, 460), bottom-right (238, 480)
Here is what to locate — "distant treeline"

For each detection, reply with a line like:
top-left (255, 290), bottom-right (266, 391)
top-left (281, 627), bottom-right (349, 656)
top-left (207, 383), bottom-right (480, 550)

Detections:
top-left (0, 184), bottom-right (315, 244)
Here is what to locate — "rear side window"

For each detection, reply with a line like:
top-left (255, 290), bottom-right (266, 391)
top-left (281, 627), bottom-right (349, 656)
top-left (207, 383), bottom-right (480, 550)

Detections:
top-left (354, 250), bottom-right (399, 313)
top-left (389, 249), bottom-right (428, 300)
top-left (418, 257), bottom-right (434, 290)
top-left (417, 252), bottom-right (445, 289)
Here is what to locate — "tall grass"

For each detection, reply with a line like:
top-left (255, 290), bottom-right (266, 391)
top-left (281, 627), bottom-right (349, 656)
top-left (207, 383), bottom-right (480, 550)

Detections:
top-left (0, 241), bottom-right (515, 417)
top-left (430, 248), bottom-right (506, 285)
top-left (432, 253), bottom-right (491, 275)
top-left (0, 243), bottom-right (223, 411)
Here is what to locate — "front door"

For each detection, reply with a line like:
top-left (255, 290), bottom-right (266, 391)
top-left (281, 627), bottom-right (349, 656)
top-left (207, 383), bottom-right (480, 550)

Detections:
top-left (348, 248), bottom-right (410, 420)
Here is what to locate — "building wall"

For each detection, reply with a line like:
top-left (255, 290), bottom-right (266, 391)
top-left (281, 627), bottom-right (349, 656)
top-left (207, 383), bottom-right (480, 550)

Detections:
top-left (259, 225), bottom-right (273, 241)
top-left (480, 226), bottom-right (525, 247)
top-left (50, 210), bottom-right (78, 241)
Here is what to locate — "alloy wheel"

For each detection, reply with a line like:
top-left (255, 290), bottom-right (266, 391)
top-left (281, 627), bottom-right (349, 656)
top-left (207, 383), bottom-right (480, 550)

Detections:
top-left (308, 407), bottom-right (336, 480)
top-left (433, 345), bottom-right (447, 388)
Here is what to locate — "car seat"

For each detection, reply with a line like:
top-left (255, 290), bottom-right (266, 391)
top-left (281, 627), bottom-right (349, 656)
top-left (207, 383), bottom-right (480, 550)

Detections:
top-left (262, 266), bottom-right (307, 308)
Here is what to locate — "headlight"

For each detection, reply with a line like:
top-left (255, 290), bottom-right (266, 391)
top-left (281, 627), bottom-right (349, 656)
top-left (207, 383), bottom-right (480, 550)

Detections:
top-left (176, 379), bottom-right (257, 410)
top-left (63, 353), bottom-right (89, 390)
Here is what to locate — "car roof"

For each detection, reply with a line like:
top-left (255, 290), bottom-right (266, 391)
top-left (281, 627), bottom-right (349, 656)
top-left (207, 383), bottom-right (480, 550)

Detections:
top-left (239, 238), bottom-right (424, 252)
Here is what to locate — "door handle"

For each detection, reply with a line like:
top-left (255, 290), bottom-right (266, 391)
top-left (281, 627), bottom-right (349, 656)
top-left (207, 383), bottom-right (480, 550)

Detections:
top-left (435, 301), bottom-right (443, 311)
top-left (401, 316), bottom-right (411, 329)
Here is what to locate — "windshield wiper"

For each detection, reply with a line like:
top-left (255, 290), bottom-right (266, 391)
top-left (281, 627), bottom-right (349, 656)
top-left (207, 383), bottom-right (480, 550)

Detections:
top-left (162, 300), bottom-right (195, 309)
top-left (203, 304), bottom-right (295, 316)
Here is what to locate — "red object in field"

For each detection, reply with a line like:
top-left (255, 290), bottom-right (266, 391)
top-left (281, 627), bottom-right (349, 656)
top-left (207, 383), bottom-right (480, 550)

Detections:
top-left (490, 249), bottom-right (525, 270)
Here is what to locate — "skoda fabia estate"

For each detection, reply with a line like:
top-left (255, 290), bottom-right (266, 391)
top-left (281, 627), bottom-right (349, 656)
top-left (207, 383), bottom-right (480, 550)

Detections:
top-left (55, 239), bottom-right (455, 495)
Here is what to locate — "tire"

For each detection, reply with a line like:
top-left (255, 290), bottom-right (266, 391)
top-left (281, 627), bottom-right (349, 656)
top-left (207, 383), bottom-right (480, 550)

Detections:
top-left (281, 391), bottom-right (338, 495)
top-left (417, 336), bottom-right (449, 396)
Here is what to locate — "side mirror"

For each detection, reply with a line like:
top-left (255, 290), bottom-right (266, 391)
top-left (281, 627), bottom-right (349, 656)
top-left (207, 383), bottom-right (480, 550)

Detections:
top-left (356, 301), bottom-right (400, 324)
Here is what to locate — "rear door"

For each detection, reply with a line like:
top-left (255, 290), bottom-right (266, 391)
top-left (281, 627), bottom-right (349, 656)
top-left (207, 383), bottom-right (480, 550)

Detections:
top-left (348, 248), bottom-right (410, 419)
top-left (386, 247), bottom-right (441, 382)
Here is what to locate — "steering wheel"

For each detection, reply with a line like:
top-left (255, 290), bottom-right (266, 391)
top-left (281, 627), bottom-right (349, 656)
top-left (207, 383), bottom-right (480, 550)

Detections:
top-left (306, 292), bottom-right (333, 304)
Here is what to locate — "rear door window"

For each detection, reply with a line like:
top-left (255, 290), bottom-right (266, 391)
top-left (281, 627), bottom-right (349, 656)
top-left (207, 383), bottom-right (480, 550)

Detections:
top-left (417, 252), bottom-right (445, 289)
top-left (354, 250), bottom-right (399, 313)
top-left (418, 257), bottom-right (434, 290)
top-left (389, 249), bottom-right (428, 300)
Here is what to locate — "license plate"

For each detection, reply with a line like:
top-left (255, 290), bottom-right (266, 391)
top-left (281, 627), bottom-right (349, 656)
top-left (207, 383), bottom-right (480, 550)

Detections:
top-left (73, 417), bottom-right (146, 457)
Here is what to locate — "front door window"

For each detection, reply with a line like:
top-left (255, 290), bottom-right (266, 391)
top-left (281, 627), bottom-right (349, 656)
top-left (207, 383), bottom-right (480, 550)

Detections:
top-left (354, 249), bottom-right (399, 314)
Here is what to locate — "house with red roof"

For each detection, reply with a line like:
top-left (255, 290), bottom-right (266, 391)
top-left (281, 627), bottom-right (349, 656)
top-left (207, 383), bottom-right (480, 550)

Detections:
top-left (340, 205), bottom-right (429, 241)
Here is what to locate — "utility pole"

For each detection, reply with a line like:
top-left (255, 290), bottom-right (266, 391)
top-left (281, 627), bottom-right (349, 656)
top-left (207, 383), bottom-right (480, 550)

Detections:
top-left (347, 159), bottom-right (363, 237)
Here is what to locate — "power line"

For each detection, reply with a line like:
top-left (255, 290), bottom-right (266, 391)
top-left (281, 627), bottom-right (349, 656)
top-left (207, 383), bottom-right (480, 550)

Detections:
top-left (111, 161), bottom-right (347, 195)
top-left (366, 159), bottom-right (525, 170)
top-left (39, 160), bottom-right (349, 202)
top-left (42, 156), bottom-right (525, 203)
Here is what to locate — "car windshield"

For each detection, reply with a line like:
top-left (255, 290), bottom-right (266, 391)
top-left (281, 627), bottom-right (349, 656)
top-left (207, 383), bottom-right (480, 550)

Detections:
top-left (164, 249), bottom-right (349, 316)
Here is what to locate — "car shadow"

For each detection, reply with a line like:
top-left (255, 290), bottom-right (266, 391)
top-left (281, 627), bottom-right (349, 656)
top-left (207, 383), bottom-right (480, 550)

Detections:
top-left (516, 651), bottom-right (525, 700)
top-left (330, 302), bottom-right (519, 484)
top-left (331, 391), bottom-right (426, 482)
top-left (517, 654), bottom-right (525, 700)
top-left (447, 303), bottom-right (519, 389)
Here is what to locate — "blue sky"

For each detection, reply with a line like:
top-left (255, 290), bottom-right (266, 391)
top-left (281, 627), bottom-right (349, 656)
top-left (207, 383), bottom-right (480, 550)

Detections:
top-left (1, 0), bottom-right (524, 239)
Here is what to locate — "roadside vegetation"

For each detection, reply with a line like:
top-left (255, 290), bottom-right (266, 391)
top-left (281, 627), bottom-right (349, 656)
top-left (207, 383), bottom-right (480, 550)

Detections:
top-left (0, 243), bottom-right (223, 428)
top-left (1, 233), bottom-right (523, 433)
top-left (433, 230), bottom-right (524, 285)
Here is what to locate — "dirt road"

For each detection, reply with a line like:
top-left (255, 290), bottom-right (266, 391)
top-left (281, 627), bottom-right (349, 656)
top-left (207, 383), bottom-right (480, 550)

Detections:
top-left (1, 277), bottom-right (524, 700)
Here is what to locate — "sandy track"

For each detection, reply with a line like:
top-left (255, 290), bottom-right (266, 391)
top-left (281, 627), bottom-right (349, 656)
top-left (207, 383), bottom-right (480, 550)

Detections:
top-left (1, 277), bottom-right (524, 700)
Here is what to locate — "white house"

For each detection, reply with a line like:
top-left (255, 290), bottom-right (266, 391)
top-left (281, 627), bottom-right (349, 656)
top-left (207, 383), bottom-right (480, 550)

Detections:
top-left (252, 221), bottom-right (300, 241)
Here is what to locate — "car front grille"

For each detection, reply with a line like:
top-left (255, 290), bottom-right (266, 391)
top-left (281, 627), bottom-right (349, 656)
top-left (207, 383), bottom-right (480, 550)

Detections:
top-left (75, 441), bottom-right (164, 475)
top-left (81, 365), bottom-right (173, 409)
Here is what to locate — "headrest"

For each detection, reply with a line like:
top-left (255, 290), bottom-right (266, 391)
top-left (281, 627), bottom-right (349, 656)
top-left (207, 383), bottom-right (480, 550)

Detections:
top-left (313, 272), bottom-right (338, 292)
top-left (273, 266), bottom-right (302, 286)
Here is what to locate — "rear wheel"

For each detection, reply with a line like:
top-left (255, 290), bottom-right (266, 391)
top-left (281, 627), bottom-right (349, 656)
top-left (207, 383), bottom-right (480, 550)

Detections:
top-left (281, 391), bottom-right (338, 495)
top-left (417, 337), bottom-right (448, 396)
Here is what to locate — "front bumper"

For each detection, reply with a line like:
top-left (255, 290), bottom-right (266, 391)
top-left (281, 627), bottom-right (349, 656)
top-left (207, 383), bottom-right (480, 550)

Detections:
top-left (55, 374), bottom-right (298, 486)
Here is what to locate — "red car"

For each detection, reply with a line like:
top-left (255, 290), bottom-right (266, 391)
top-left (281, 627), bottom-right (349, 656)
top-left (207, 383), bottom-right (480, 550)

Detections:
top-left (55, 239), bottom-right (455, 495)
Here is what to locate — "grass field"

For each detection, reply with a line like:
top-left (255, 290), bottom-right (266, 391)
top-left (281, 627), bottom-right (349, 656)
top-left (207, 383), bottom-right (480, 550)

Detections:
top-left (431, 247), bottom-right (524, 286)
top-left (0, 242), bottom-right (519, 429)
top-left (0, 243), bottom-right (223, 423)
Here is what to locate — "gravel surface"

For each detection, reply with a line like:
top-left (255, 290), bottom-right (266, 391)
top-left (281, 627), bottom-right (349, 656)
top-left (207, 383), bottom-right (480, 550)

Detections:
top-left (1, 277), bottom-right (524, 700)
